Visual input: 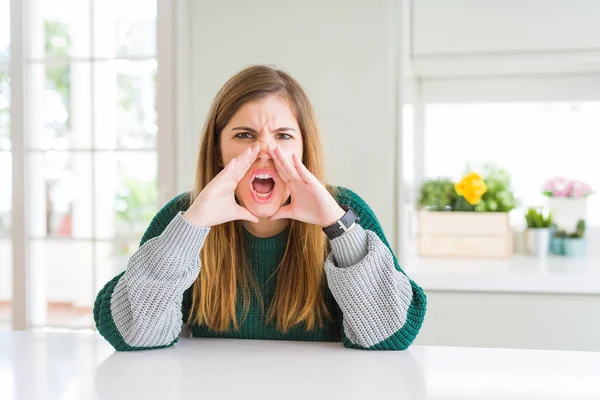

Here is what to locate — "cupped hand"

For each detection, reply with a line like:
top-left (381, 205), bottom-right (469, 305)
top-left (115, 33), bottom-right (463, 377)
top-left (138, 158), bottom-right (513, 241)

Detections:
top-left (183, 145), bottom-right (261, 227)
top-left (267, 145), bottom-right (345, 227)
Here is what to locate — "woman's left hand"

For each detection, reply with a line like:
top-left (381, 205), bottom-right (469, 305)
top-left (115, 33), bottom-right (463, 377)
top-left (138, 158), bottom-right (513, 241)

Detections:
top-left (267, 145), bottom-right (345, 228)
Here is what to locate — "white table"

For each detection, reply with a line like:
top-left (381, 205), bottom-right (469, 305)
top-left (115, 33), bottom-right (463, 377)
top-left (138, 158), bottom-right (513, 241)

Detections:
top-left (1, 331), bottom-right (599, 400)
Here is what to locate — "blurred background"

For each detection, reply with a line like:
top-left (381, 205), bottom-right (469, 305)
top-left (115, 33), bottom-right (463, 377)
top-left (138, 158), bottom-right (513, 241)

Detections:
top-left (2, 0), bottom-right (600, 352)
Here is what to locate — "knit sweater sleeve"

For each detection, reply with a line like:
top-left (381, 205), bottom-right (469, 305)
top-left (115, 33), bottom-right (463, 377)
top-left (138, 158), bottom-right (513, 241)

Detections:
top-left (93, 193), bottom-right (209, 351)
top-left (325, 187), bottom-right (427, 350)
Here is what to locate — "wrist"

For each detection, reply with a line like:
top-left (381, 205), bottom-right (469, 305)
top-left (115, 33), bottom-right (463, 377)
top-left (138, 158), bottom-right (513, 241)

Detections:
top-left (322, 206), bottom-right (346, 228)
top-left (322, 205), bottom-right (360, 240)
top-left (183, 209), bottom-right (210, 227)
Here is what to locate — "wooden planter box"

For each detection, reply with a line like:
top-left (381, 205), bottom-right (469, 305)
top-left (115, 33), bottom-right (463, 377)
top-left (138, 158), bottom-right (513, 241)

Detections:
top-left (418, 211), bottom-right (513, 259)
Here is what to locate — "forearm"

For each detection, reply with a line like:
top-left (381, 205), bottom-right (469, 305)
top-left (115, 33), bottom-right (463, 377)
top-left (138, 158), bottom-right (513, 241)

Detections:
top-left (325, 226), bottom-right (426, 350)
top-left (95, 212), bottom-right (210, 350)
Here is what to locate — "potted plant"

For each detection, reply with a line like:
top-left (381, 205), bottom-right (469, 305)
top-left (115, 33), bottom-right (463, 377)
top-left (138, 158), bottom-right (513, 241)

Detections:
top-left (474, 164), bottom-right (517, 213)
top-left (550, 226), bottom-right (566, 255)
top-left (418, 178), bottom-right (456, 211)
top-left (525, 207), bottom-right (553, 258)
top-left (417, 163), bottom-right (517, 259)
top-left (542, 177), bottom-right (593, 232)
top-left (564, 220), bottom-right (586, 257)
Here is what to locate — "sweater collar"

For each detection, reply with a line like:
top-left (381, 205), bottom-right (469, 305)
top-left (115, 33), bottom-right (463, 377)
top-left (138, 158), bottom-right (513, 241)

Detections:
top-left (243, 225), bottom-right (289, 251)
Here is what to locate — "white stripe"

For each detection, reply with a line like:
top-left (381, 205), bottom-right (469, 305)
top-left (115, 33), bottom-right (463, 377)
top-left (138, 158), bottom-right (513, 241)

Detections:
top-left (110, 213), bottom-right (208, 348)
top-left (325, 230), bottom-right (413, 348)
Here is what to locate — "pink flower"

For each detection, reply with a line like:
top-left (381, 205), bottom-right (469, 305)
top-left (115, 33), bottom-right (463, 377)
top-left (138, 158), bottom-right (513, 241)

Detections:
top-left (543, 177), bottom-right (570, 197)
top-left (553, 181), bottom-right (573, 197)
top-left (543, 176), bottom-right (567, 192)
top-left (571, 181), bottom-right (594, 197)
top-left (542, 177), bottom-right (594, 197)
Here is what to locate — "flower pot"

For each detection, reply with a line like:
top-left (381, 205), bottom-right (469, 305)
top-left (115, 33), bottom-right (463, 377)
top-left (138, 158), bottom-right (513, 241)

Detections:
top-left (563, 238), bottom-right (586, 257)
top-left (550, 236), bottom-right (565, 255)
top-left (547, 197), bottom-right (587, 232)
top-left (418, 211), bottom-right (512, 258)
top-left (526, 228), bottom-right (551, 258)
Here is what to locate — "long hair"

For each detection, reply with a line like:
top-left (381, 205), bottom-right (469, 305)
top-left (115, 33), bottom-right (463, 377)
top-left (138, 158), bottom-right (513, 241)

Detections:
top-left (187, 65), bottom-right (335, 332)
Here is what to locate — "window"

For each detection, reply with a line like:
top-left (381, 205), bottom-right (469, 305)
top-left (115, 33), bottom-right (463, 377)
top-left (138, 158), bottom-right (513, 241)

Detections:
top-left (424, 102), bottom-right (600, 227)
top-left (20, 0), bottom-right (158, 329)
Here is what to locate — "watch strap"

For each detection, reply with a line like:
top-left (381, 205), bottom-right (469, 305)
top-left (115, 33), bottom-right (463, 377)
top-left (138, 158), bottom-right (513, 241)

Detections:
top-left (323, 206), bottom-right (359, 240)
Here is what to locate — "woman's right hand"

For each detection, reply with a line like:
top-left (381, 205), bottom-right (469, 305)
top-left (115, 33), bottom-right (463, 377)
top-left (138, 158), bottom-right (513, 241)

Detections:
top-left (183, 145), bottom-right (260, 227)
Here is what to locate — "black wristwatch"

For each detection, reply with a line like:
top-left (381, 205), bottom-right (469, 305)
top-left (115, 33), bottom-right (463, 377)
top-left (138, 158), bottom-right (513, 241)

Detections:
top-left (322, 205), bottom-right (360, 240)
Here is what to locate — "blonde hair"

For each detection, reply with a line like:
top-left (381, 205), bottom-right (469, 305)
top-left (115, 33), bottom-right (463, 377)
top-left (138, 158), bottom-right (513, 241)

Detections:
top-left (188, 65), bottom-right (335, 332)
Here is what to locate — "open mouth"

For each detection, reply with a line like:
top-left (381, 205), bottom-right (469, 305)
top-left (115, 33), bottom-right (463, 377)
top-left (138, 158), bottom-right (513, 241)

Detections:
top-left (251, 172), bottom-right (276, 202)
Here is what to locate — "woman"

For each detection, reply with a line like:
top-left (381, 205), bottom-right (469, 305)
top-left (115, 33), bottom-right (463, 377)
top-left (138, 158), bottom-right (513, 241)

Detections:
top-left (94, 65), bottom-right (426, 351)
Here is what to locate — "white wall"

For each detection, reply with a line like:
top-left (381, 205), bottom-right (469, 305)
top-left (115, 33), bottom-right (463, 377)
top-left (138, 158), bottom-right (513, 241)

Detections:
top-left (420, 74), bottom-right (600, 103)
top-left (413, 0), bottom-right (600, 56)
top-left (415, 291), bottom-right (600, 352)
top-left (183, 0), bottom-right (406, 250)
top-left (412, 0), bottom-right (600, 77)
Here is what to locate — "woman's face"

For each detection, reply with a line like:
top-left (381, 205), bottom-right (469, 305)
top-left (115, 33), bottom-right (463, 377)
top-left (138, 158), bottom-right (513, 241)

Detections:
top-left (220, 95), bottom-right (303, 218)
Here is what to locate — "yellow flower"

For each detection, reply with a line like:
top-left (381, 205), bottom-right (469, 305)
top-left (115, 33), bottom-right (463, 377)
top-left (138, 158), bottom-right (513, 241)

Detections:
top-left (455, 172), bottom-right (487, 205)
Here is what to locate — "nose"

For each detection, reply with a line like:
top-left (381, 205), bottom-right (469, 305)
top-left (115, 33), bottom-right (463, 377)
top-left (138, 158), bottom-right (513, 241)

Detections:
top-left (256, 140), bottom-right (272, 162)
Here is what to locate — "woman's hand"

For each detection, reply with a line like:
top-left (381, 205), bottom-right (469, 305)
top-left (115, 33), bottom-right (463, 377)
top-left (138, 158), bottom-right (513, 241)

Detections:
top-left (267, 145), bottom-right (345, 227)
top-left (183, 145), bottom-right (261, 227)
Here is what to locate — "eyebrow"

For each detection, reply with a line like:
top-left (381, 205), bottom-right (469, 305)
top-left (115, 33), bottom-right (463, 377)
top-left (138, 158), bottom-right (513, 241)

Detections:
top-left (231, 126), bottom-right (297, 133)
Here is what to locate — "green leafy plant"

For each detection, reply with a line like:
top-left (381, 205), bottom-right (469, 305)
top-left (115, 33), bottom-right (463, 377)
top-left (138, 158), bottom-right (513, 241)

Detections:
top-left (553, 228), bottom-right (567, 238)
top-left (525, 207), bottom-right (553, 228)
top-left (418, 178), bottom-right (456, 211)
top-left (567, 220), bottom-right (586, 239)
top-left (474, 163), bottom-right (517, 212)
top-left (418, 163), bottom-right (518, 213)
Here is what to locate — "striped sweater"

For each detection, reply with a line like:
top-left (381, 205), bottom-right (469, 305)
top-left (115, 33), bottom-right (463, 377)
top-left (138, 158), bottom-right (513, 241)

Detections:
top-left (93, 187), bottom-right (426, 351)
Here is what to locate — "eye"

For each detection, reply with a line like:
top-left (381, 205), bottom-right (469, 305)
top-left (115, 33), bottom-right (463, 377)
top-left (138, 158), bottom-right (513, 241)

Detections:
top-left (235, 132), bottom-right (254, 139)
top-left (276, 133), bottom-right (293, 140)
